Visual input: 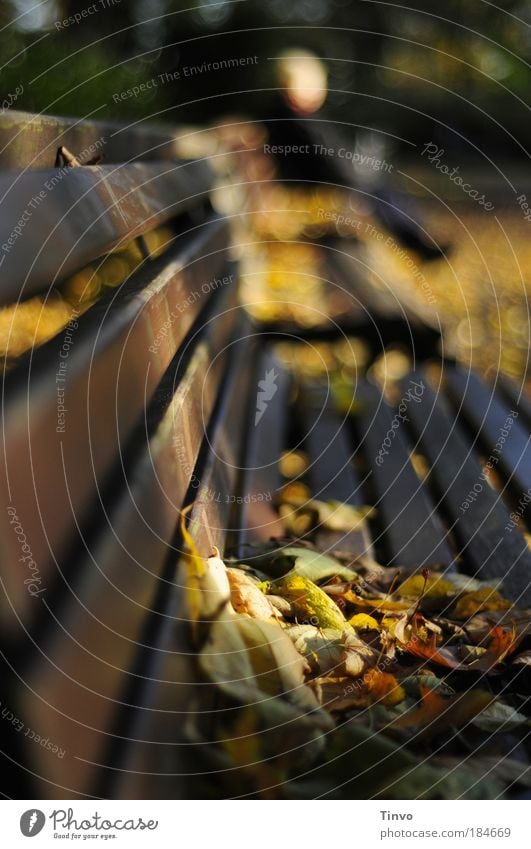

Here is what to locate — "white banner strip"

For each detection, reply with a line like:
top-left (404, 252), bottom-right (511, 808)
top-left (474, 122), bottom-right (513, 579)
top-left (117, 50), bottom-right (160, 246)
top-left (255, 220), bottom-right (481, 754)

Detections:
top-left (1, 799), bottom-right (528, 847)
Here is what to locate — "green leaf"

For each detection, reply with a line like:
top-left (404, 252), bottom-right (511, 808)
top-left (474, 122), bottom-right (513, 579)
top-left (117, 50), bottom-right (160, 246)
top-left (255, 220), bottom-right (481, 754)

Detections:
top-left (285, 720), bottom-right (504, 799)
top-left (269, 573), bottom-right (350, 630)
top-left (273, 547), bottom-right (359, 582)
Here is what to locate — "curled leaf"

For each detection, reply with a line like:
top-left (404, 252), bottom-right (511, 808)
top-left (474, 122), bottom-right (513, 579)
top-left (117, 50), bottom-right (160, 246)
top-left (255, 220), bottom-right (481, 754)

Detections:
top-left (309, 676), bottom-right (368, 712)
top-left (399, 630), bottom-right (463, 669)
top-left (287, 624), bottom-right (373, 677)
top-left (445, 573), bottom-right (503, 594)
top-left (200, 615), bottom-right (332, 728)
top-left (270, 573), bottom-right (349, 630)
top-left (471, 626), bottom-right (519, 670)
top-left (513, 651), bottom-right (531, 667)
top-left (363, 668), bottom-right (406, 706)
top-left (226, 568), bottom-right (279, 621)
top-left (278, 494), bottom-right (375, 536)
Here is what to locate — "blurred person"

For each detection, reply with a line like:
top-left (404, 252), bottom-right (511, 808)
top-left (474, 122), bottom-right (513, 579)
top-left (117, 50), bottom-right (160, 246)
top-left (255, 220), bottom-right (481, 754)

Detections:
top-left (264, 49), bottom-right (447, 259)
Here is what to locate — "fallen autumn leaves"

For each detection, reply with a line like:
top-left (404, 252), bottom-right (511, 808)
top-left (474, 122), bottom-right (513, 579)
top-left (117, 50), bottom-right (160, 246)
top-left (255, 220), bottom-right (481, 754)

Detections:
top-left (178, 503), bottom-right (531, 799)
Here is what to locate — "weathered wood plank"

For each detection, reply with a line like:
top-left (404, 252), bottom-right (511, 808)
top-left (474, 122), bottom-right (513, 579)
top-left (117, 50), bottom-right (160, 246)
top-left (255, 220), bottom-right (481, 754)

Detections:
top-left (189, 327), bottom-right (257, 557)
top-left (0, 218), bottom-right (231, 632)
top-left (326, 237), bottom-right (440, 331)
top-left (108, 330), bottom-right (256, 799)
top-left (402, 372), bottom-right (531, 604)
top-left (445, 366), bottom-right (531, 502)
top-left (14, 278), bottom-right (241, 798)
top-left (497, 375), bottom-right (531, 431)
top-left (0, 110), bottom-right (182, 170)
top-left (301, 382), bottom-right (373, 557)
top-left (236, 349), bottom-right (290, 545)
top-left (355, 380), bottom-right (453, 568)
top-left (0, 159), bottom-right (212, 303)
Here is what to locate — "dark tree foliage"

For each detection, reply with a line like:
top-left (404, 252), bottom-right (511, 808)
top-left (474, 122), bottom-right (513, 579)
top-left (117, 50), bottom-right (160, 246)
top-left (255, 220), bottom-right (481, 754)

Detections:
top-left (0, 0), bottom-right (530, 157)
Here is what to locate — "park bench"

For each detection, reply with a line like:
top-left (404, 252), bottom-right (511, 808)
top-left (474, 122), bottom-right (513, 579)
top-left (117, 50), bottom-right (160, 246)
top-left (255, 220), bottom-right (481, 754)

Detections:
top-left (1, 110), bottom-right (530, 799)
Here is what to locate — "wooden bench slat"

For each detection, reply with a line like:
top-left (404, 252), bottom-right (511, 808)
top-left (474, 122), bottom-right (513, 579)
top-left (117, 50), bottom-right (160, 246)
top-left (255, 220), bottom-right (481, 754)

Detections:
top-left (0, 159), bottom-right (211, 304)
top-left (326, 238), bottom-right (401, 322)
top-left (326, 237), bottom-right (440, 332)
top-left (301, 382), bottom-right (373, 557)
top-left (0, 218), bottom-right (231, 632)
top-left (0, 110), bottom-right (183, 171)
top-left (445, 366), bottom-right (531, 501)
top-left (236, 349), bottom-right (290, 545)
top-left (106, 331), bottom-right (256, 798)
top-left (189, 328), bottom-right (257, 557)
top-left (496, 375), bottom-right (531, 432)
top-left (15, 280), bottom-right (242, 797)
top-left (355, 380), bottom-right (454, 568)
top-left (402, 372), bottom-right (531, 604)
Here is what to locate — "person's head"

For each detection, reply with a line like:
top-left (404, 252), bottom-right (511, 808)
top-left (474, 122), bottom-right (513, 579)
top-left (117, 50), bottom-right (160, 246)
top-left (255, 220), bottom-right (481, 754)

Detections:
top-left (276, 49), bottom-right (328, 114)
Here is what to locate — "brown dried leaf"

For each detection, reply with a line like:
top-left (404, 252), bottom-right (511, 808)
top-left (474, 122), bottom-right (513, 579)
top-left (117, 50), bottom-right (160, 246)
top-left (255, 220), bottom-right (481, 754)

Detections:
top-left (390, 685), bottom-right (494, 739)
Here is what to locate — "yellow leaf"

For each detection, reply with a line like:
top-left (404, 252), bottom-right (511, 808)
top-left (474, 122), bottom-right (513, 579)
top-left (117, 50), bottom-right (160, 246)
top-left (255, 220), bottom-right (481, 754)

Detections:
top-left (349, 613), bottom-right (380, 630)
top-left (453, 588), bottom-right (511, 619)
top-left (344, 590), bottom-right (412, 613)
top-left (398, 574), bottom-right (456, 599)
top-left (381, 615), bottom-right (400, 637)
top-left (310, 499), bottom-right (375, 533)
top-left (179, 508), bottom-right (205, 640)
top-left (270, 573), bottom-right (349, 630)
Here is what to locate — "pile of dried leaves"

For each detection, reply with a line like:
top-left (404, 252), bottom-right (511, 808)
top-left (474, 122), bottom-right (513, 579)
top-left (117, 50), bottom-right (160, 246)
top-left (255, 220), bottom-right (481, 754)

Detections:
top-left (179, 502), bottom-right (531, 799)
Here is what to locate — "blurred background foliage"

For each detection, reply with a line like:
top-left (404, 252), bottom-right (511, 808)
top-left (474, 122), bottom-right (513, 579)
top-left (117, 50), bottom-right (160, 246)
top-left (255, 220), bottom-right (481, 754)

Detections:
top-left (3, 1), bottom-right (531, 380)
top-left (2, 0), bottom-right (531, 160)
